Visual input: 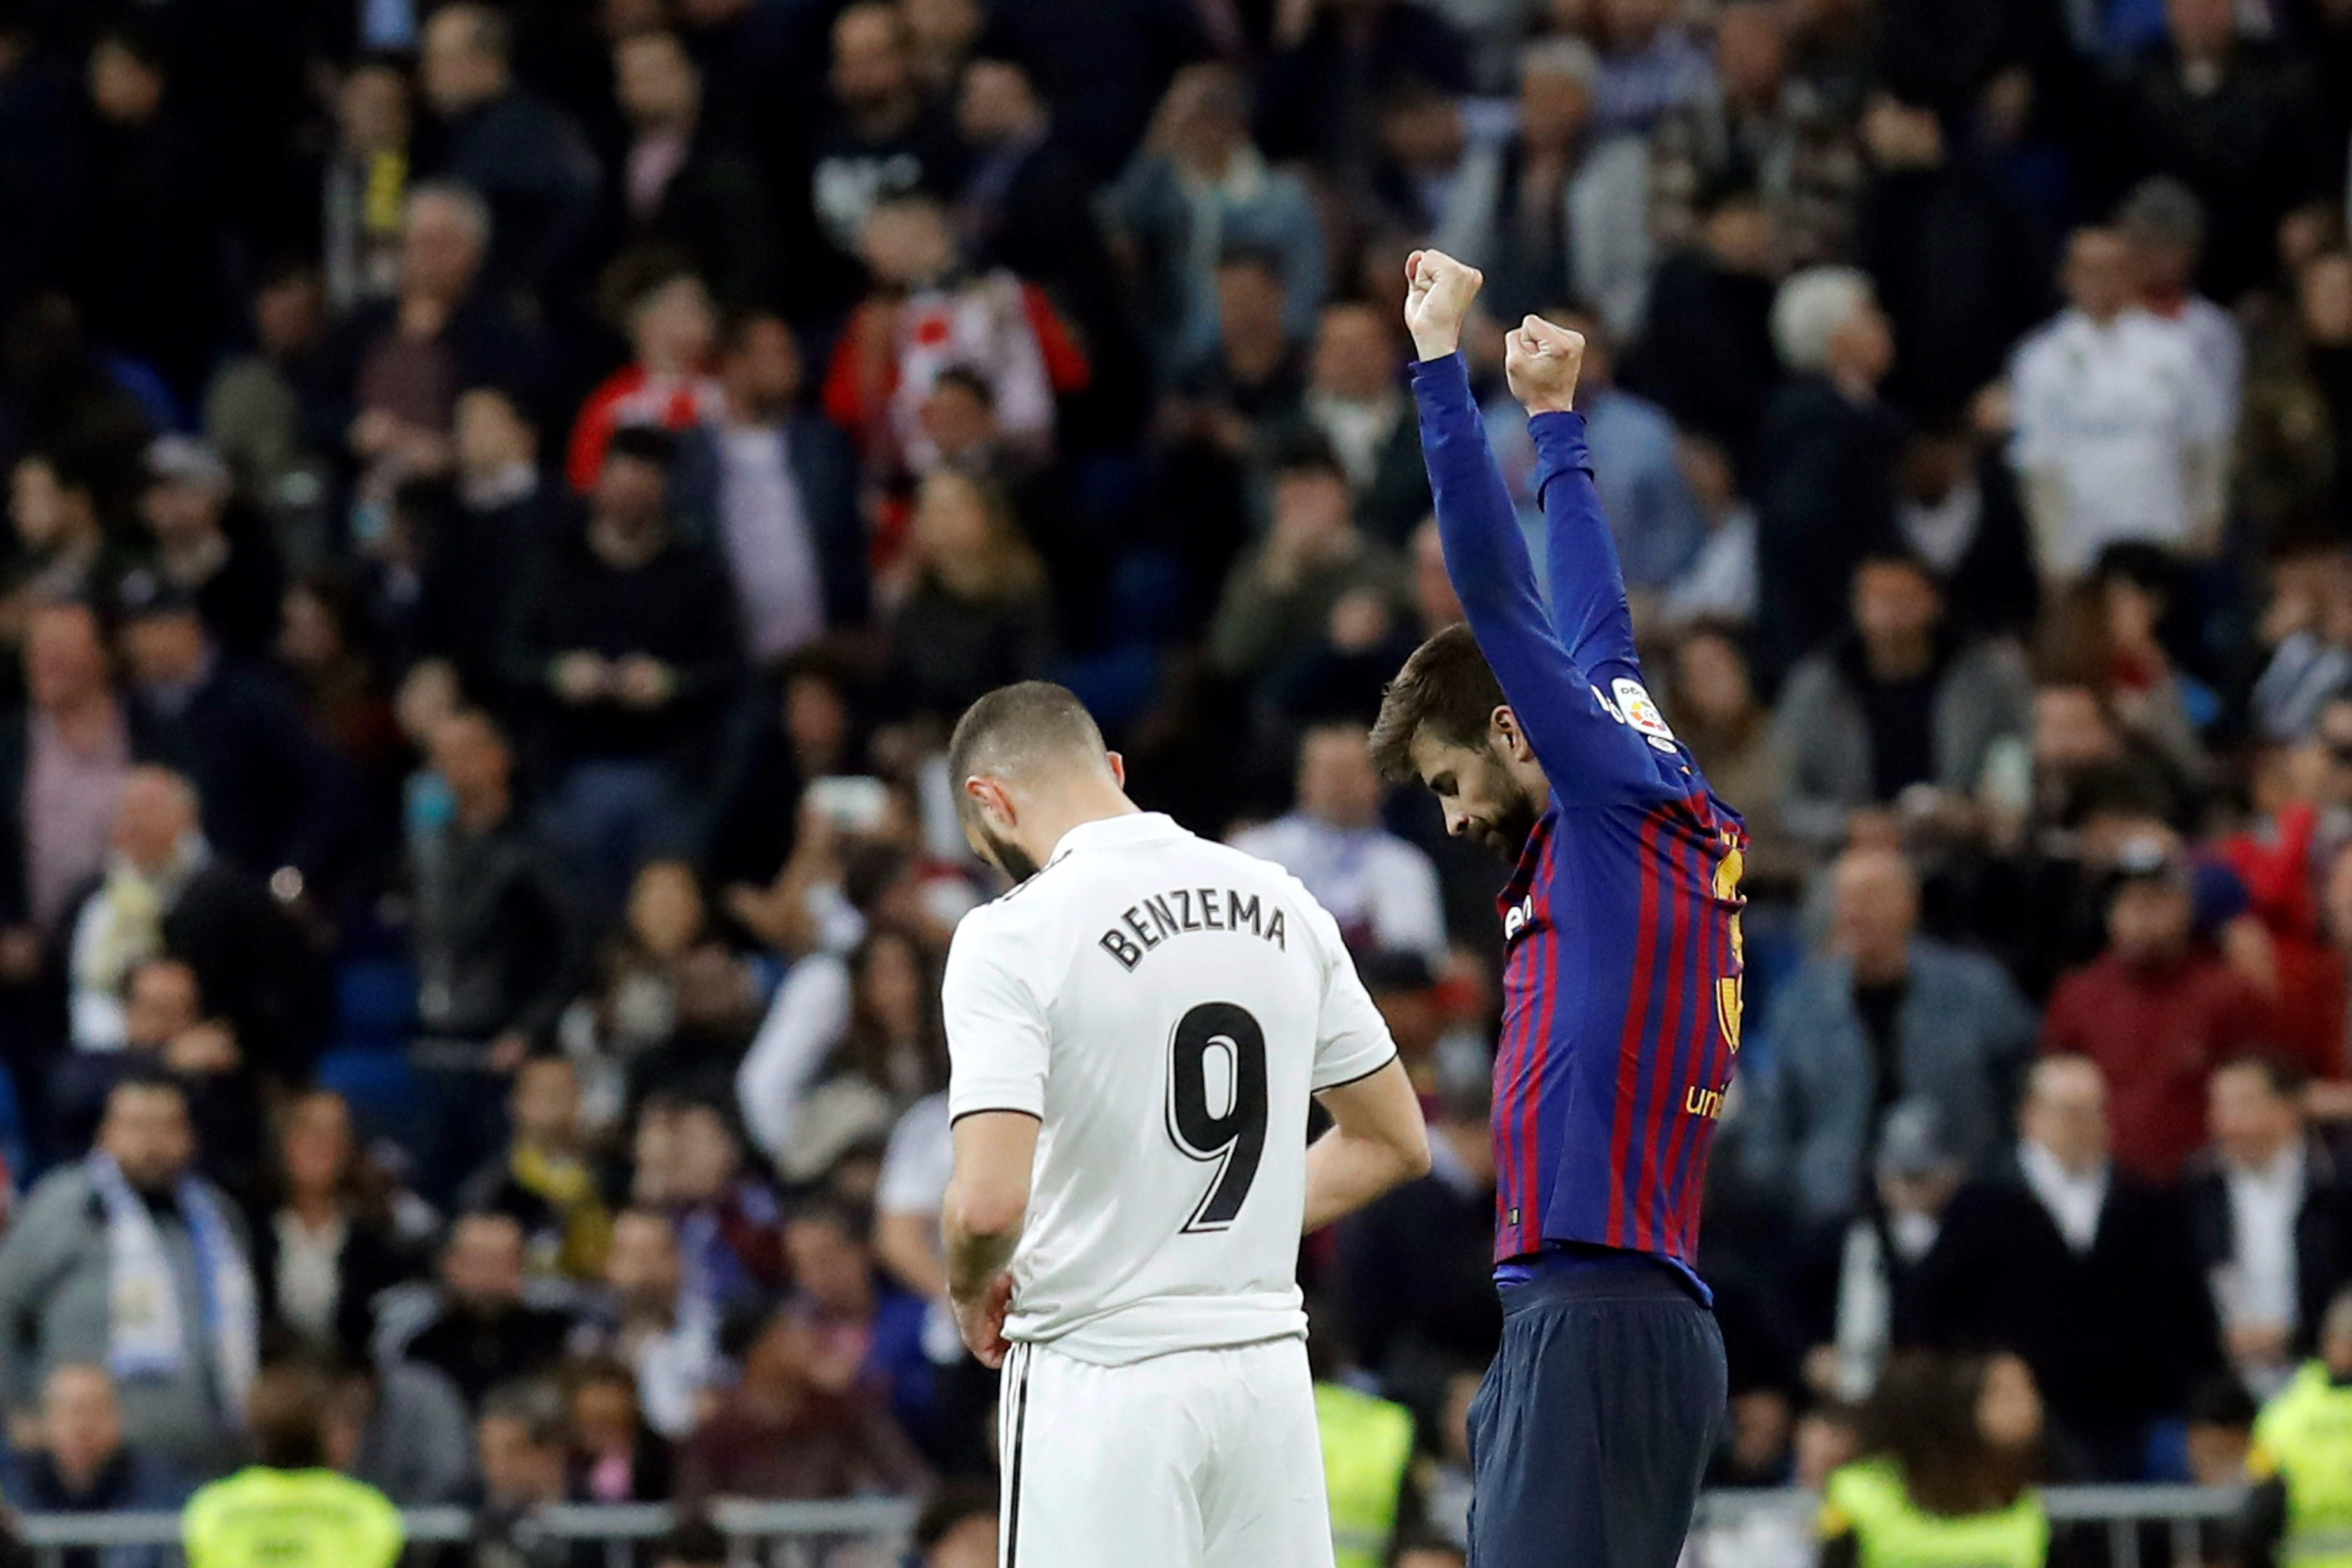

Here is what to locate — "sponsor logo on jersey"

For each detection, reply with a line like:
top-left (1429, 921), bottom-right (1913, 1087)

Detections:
top-left (1502, 894), bottom-right (1536, 942)
top-left (1612, 678), bottom-right (1674, 740)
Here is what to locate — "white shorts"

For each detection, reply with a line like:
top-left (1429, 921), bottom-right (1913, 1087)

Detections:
top-left (996, 1335), bottom-right (1336, 1568)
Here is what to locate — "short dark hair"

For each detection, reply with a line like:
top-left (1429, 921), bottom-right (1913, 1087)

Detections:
top-left (652, 1516), bottom-right (731, 1568)
top-left (946, 682), bottom-right (1107, 818)
top-left (248, 1360), bottom-right (330, 1470)
top-left (604, 424), bottom-right (677, 471)
top-left (478, 1378), bottom-right (565, 1447)
top-left (1369, 624), bottom-right (1507, 782)
top-left (1265, 429), bottom-right (1348, 484)
top-left (2216, 1054), bottom-right (2307, 1102)
top-left (912, 1482), bottom-right (998, 1551)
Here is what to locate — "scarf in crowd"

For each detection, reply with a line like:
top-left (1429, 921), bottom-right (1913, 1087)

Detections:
top-left (511, 1141), bottom-right (614, 1279)
top-left (70, 838), bottom-right (208, 1049)
top-left (88, 1153), bottom-right (258, 1425)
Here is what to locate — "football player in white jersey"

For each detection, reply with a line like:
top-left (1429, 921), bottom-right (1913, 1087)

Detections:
top-left (937, 682), bottom-right (1432, 1568)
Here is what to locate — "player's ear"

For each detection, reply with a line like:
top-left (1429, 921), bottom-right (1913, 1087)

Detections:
top-left (1489, 705), bottom-right (1532, 763)
top-left (964, 774), bottom-right (1012, 829)
top-left (1104, 750), bottom-right (1127, 789)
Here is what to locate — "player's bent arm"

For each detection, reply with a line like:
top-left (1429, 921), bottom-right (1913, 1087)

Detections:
top-left (1302, 1057), bottom-right (1431, 1235)
top-left (1532, 412), bottom-right (1639, 678)
top-left (941, 1109), bottom-right (1040, 1300)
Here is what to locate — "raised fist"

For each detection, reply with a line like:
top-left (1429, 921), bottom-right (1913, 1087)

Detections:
top-left (1403, 250), bottom-right (1485, 362)
top-left (1502, 314), bottom-right (1586, 416)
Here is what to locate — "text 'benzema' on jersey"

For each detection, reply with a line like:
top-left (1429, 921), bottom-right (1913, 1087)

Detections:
top-left (943, 813), bottom-right (1398, 1365)
top-left (1413, 354), bottom-right (1748, 1295)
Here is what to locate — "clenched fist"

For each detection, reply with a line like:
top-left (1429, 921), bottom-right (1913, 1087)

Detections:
top-left (1403, 249), bottom-right (1485, 362)
top-left (1503, 314), bottom-right (1586, 416)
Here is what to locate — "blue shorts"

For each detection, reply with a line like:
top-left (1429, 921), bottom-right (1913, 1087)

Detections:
top-left (1466, 1256), bottom-right (1726, 1568)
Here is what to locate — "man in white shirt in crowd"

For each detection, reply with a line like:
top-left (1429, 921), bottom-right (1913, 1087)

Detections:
top-left (2190, 1058), bottom-right (2347, 1397)
top-left (1231, 721), bottom-right (1448, 965)
top-left (938, 681), bottom-right (1428, 1567)
top-left (2117, 176), bottom-right (2241, 444)
top-left (2007, 225), bottom-right (2229, 581)
top-left (696, 315), bottom-right (830, 667)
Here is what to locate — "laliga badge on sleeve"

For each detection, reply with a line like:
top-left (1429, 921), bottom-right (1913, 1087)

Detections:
top-left (1612, 678), bottom-right (1675, 740)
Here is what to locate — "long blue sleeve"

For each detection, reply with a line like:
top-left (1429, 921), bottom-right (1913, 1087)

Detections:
top-left (1411, 354), bottom-right (1678, 807)
top-left (1531, 411), bottom-right (1641, 681)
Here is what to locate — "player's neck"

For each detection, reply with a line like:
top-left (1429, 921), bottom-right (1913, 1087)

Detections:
top-left (1032, 784), bottom-right (1144, 863)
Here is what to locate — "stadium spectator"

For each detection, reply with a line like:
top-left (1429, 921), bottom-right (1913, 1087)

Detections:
top-left (1909, 1055), bottom-right (2219, 1477)
top-left (416, 4), bottom-right (599, 298)
top-left (824, 194), bottom-right (1088, 480)
top-left (2119, 176), bottom-right (2243, 440)
top-left (1232, 722), bottom-right (1447, 962)
top-left (1772, 553), bottom-right (2033, 851)
top-left (69, 25), bottom-right (220, 403)
top-left (1106, 65), bottom-right (1325, 381)
top-left (2007, 226), bottom-right (2228, 580)
top-left (509, 426), bottom-right (743, 922)
top-left (606, 31), bottom-right (779, 312)
top-left (2097, 0), bottom-right (2334, 302)
top-left (320, 1356), bottom-right (477, 1506)
top-left (632, 1094), bottom-right (784, 1310)
top-left (880, 472), bottom-right (1054, 730)
top-left (0, 600), bottom-right (141, 952)
top-left (675, 1304), bottom-right (930, 1503)
top-left (1890, 422), bottom-right (2039, 642)
top-left (0, 1363), bottom-right (185, 1567)
top-left (2040, 841), bottom-right (2271, 1183)
top-left (457, 1053), bottom-right (613, 1282)
top-left (136, 437), bottom-right (285, 664)
top-left (580, 1208), bottom-right (720, 1443)
top-left (1852, 95), bottom-right (2050, 422)
top-left (203, 263), bottom-right (332, 574)
top-left (319, 60), bottom-right (412, 315)
top-left (0, 1073), bottom-right (256, 1479)
top-left (311, 183), bottom-right (549, 499)
top-left (2188, 1058), bottom-right (2352, 1391)
top-left (410, 386), bottom-right (559, 707)
top-left (1208, 437), bottom-right (1411, 684)
top-left (1740, 846), bottom-right (2037, 1226)
top-left (1816, 1353), bottom-right (2047, 1568)
top-left (564, 262), bottom-right (723, 493)
top-left (1623, 180), bottom-right (1782, 465)
top-left (1274, 301), bottom-right (1429, 547)
top-left (401, 1211), bottom-right (575, 1409)
top-left (804, 2), bottom-right (965, 310)
top-left (116, 573), bottom-right (357, 895)
top-left (673, 313), bottom-right (864, 667)
top-left (59, 767), bottom-right (327, 1084)
top-left (1753, 266), bottom-right (1902, 678)
top-left (250, 1089), bottom-right (419, 1363)
top-left (1439, 39), bottom-right (1648, 335)
top-left (1813, 1101), bottom-right (1970, 1401)
top-left (561, 1356), bottom-right (673, 1503)
top-left (44, 957), bottom-right (264, 1197)
top-left (783, 1196), bottom-right (933, 1442)
top-left (468, 1378), bottom-right (576, 1564)
top-left (569, 858), bottom-right (760, 1134)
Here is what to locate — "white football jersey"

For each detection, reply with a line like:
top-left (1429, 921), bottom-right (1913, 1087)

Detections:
top-left (944, 812), bottom-right (1398, 1366)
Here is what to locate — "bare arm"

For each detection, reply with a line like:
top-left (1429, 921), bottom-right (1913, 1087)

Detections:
top-left (941, 1109), bottom-right (1040, 1367)
top-left (1304, 1057), bottom-right (1431, 1234)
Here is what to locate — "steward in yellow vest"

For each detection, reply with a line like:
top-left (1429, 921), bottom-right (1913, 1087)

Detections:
top-left (1818, 1353), bottom-right (2049, 1568)
top-left (2248, 1290), bottom-right (2352, 1568)
top-left (182, 1364), bottom-right (402, 1568)
top-left (1317, 1380), bottom-right (1415, 1568)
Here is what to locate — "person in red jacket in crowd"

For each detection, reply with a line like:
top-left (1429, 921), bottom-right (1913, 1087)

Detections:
top-left (564, 258), bottom-right (725, 492)
top-left (2041, 837), bottom-right (2274, 1185)
top-left (821, 192), bottom-right (1087, 482)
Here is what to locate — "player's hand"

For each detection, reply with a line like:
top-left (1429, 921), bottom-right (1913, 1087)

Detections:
top-left (1503, 314), bottom-right (1586, 416)
top-left (951, 1271), bottom-right (1014, 1368)
top-left (1402, 250), bottom-right (1484, 362)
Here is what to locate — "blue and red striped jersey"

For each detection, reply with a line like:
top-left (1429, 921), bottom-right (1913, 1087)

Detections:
top-left (1412, 354), bottom-right (1748, 1292)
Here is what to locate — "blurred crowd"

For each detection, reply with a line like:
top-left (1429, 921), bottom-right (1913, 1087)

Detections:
top-left (0, 0), bottom-right (2350, 1556)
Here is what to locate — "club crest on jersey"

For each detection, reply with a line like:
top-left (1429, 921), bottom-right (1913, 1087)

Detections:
top-left (1502, 894), bottom-right (1536, 942)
